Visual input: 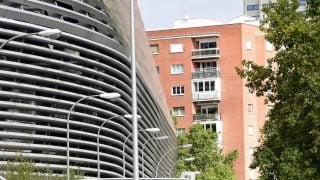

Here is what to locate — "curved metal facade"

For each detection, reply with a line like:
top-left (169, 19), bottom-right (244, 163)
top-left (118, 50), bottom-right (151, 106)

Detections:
top-left (0, 0), bottom-right (176, 178)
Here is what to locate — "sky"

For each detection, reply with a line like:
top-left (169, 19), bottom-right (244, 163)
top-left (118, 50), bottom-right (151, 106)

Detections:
top-left (138, 0), bottom-right (244, 30)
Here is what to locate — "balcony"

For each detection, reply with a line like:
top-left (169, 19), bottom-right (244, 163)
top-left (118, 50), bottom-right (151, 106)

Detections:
top-left (193, 113), bottom-right (221, 122)
top-left (192, 68), bottom-right (220, 79)
top-left (192, 91), bottom-right (221, 101)
top-left (191, 48), bottom-right (220, 59)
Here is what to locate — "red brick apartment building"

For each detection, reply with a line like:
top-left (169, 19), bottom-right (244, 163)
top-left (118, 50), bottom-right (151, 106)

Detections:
top-left (147, 20), bottom-right (274, 180)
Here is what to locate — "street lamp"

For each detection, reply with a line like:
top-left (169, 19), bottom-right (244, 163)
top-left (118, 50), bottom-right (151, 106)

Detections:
top-left (142, 135), bottom-right (169, 178)
top-left (97, 114), bottom-right (135, 179)
top-left (66, 92), bottom-right (121, 180)
top-left (155, 144), bottom-right (193, 178)
top-left (0, 29), bottom-right (62, 50)
top-left (122, 127), bottom-right (160, 178)
top-left (129, 0), bottom-right (139, 179)
top-left (168, 157), bottom-right (195, 178)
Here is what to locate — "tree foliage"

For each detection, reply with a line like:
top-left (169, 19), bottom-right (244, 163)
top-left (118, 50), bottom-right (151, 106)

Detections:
top-left (176, 124), bottom-right (238, 179)
top-left (0, 154), bottom-right (83, 180)
top-left (170, 109), bottom-right (179, 127)
top-left (236, 0), bottom-right (320, 179)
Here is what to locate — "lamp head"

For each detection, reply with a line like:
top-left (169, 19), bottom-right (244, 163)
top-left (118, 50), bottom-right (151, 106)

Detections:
top-left (145, 128), bottom-right (160, 133)
top-left (124, 114), bottom-right (142, 119)
top-left (180, 144), bottom-right (192, 149)
top-left (37, 29), bottom-right (62, 39)
top-left (99, 93), bottom-right (121, 100)
top-left (155, 135), bottom-right (169, 140)
top-left (184, 157), bottom-right (195, 162)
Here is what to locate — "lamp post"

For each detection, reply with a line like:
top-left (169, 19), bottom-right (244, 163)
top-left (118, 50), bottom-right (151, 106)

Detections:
top-left (66, 93), bottom-right (121, 180)
top-left (0, 29), bottom-right (62, 50)
top-left (168, 157), bottom-right (195, 178)
top-left (142, 135), bottom-right (169, 178)
top-left (155, 144), bottom-right (193, 178)
top-left (97, 114), bottom-right (135, 179)
top-left (129, 0), bottom-right (139, 179)
top-left (122, 127), bottom-right (160, 178)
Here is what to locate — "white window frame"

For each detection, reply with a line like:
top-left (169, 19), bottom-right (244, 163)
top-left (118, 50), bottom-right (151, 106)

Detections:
top-left (246, 40), bottom-right (252, 50)
top-left (170, 43), bottom-right (184, 53)
top-left (150, 44), bottom-right (159, 54)
top-left (192, 80), bottom-right (215, 92)
top-left (198, 38), bottom-right (217, 49)
top-left (248, 104), bottom-right (253, 114)
top-left (249, 147), bottom-right (254, 159)
top-left (265, 41), bottom-right (273, 51)
top-left (248, 126), bottom-right (254, 136)
top-left (172, 107), bottom-right (185, 116)
top-left (171, 64), bottom-right (184, 74)
top-left (176, 128), bottom-right (185, 135)
top-left (172, 85), bottom-right (184, 96)
top-left (249, 168), bottom-right (255, 180)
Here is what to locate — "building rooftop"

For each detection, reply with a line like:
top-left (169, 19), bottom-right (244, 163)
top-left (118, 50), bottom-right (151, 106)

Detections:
top-left (172, 15), bottom-right (260, 29)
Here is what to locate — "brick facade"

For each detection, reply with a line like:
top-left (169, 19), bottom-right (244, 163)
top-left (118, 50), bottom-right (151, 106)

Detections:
top-left (148, 23), bottom-right (273, 180)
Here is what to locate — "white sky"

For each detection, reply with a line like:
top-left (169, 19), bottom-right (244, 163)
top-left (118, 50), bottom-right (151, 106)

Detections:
top-left (138, 0), bottom-right (244, 30)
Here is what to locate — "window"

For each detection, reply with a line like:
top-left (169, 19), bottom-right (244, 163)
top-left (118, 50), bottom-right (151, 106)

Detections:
top-left (156, 66), bottom-right (160, 74)
top-left (150, 44), bottom-right (159, 54)
top-left (249, 147), bottom-right (254, 159)
top-left (193, 80), bottom-right (215, 92)
top-left (248, 104), bottom-right (253, 114)
top-left (266, 41), bottom-right (273, 51)
top-left (249, 169), bottom-right (255, 180)
top-left (172, 85), bottom-right (184, 95)
top-left (248, 126), bottom-right (254, 136)
top-left (247, 4), bottom-right (259, 11)
top-left (262, 3), bottom-right (269, 8)
top-left (200, 41), bottom-right (216, 49)
top-left (199, 61), bottom-right (216, 70)
top-left (246, 40), bottom-right (252, 50)
top-left (171, 64), bottom-right (184, 74)
top-left (202, 122), bottom-right (217, 134)
top-left (172, 107), bottom-right (185, 116)
top-left (176, 128), bottom-right (185, 135)
top-left (170, 43), bottom-right (184, 53)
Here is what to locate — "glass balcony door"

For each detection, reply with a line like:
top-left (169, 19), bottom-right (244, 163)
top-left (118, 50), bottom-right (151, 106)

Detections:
top-left (193, 80), bottom-right (215, 92)
top-left (199, 41), bottom-right (216, 49)
top-left (201, 105), bottom-right (218, 115)
top-left (199, 62), bottom-right (216, 71)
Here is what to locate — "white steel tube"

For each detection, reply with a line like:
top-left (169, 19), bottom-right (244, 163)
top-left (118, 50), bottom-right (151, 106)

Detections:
top-left (142, 136), bottom-right (169, 177)
top-left (67, 93), bottom-right (120, 180)
top-left (122, 128), bottom-right (160, 178)
top-left (130, 0), bottom-right (139, 179)
top-left (155, 144), bottom-right (192, 178)
top-left (66, 94), bottom-right (99, 180)
top-left (97, 114), bottom-right (123, 179)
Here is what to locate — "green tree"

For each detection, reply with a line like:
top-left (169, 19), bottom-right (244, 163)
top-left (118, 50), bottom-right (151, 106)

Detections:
top-left (176, 124), bottom-right (238, 179)
top-left (1, 154), bottom-right (83, 180)
top-left (2, 154), bottom-right (36, 180)
top-left (236, 0), bottom-right (320, 179)
top-left (170, 109), bottom-right (179, 127)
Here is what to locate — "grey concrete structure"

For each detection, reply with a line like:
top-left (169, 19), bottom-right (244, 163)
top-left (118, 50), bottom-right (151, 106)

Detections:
top-left (0, 0), bottom-right (176, 178)
top-left (243, 0), bottom-right (306, 19)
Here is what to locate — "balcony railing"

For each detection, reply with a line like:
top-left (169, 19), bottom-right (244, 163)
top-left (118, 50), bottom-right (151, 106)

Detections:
top-left (191, 48), bottom-right (220, 59)
top-left (192, 91), bottom-right (221, 101)
top-left (193, 113), bottom-right (221, 122)
top-left (192, 68), bottom-right (220, 79)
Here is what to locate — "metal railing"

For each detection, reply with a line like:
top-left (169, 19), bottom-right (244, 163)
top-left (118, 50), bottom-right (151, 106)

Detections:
top-left (192, 68), bottom-right (220, 79)
top-left (193, 113), bottom-right (221, 122)
top-left (191, 48), bottom-right (220, 59)
top-left (192, 91), bottom-right (221, 101)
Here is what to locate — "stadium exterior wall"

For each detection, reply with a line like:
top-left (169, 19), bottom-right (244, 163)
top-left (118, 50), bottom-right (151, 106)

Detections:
top-left (0, 0), bottom-right (176, 178)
